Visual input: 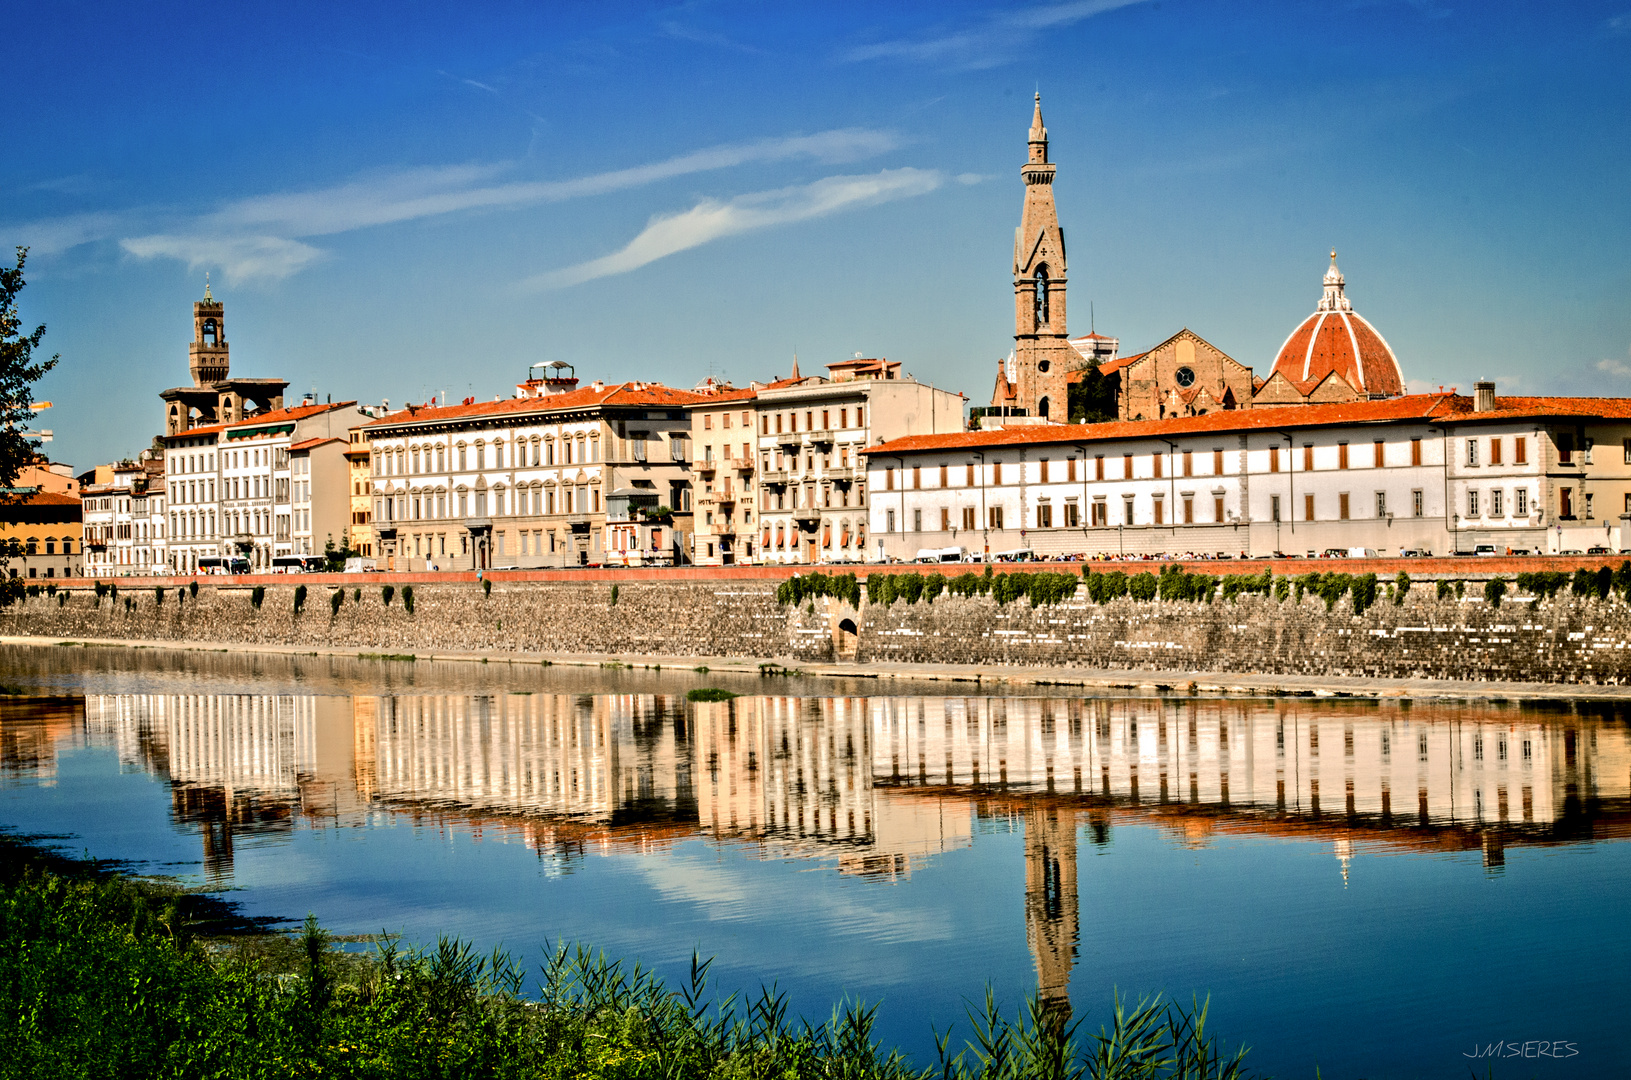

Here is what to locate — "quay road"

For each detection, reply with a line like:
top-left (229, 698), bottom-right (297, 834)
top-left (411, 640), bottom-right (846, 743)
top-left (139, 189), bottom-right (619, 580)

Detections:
top-left (43, 552), bottom-right (1631, 591)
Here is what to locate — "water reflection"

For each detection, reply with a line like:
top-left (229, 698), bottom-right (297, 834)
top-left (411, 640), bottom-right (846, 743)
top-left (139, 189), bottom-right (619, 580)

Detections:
top-left (7, 689), bottom-right (1631, 1026)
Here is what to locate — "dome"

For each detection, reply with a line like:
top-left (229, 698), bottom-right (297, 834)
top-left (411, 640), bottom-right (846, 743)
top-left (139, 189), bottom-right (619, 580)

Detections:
top-left (1271, 253), bottom-right (1404, 397)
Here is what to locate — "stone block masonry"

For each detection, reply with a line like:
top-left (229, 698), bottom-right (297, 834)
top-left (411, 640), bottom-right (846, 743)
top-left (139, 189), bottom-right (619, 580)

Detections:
top-left (7, 578), bottom-right (1631, 685)
top-left (849, 590), bottom-right (1631, 684)
top-left (0, 582), bottom-right (788, 659)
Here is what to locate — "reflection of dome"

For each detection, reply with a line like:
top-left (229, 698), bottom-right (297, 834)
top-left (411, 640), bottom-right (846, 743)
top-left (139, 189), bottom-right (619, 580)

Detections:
top-left (1271, 253), bottom-right (1403, 397)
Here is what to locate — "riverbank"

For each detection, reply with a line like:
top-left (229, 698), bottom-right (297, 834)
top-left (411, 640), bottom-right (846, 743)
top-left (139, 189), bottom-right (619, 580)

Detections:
top-left (8, 632), bottom-right (1631, 705)
top-left (0, 833), bottom-right (1262, 1080)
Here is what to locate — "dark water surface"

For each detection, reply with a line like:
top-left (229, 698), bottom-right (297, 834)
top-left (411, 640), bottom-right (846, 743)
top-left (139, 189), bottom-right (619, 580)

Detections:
top-left (2, 644), bottom-right (1628, 1079)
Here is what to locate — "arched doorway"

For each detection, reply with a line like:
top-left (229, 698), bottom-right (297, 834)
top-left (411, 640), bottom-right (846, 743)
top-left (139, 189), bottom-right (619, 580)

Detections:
top-left (835, 618), bottom-right (859, 661)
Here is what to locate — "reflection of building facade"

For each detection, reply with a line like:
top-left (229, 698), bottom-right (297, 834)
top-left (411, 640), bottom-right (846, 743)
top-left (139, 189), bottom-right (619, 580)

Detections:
top-left (36, 685), bottom-right (1631, 1016)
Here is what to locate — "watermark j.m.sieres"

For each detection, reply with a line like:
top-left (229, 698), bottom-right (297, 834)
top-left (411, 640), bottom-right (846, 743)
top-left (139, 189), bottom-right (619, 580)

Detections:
top-left (1464, 1041), bottom-right (1579, 1060)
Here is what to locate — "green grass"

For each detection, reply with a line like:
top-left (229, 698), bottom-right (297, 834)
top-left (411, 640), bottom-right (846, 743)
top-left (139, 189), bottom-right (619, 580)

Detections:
top-left (357, 653), bottom-right (416, 663)
top-left (686, 688), bottom-right (738, 702)
top-left (0, 838), bottom-right (1269, 1080)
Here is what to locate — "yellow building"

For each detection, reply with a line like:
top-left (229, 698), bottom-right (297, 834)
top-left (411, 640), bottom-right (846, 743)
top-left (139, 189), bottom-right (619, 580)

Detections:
top-left (1, 490), bottom-right (83, 579)
top-left (345, 426), bottom-right (375, 557)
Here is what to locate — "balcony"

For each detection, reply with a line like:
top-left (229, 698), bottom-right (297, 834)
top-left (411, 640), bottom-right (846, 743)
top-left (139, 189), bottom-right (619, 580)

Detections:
top-left (776, 432), bottom-right (800, 450)
top-left (761, 469), bottom-right (790, 486)
top-left (699, 487), bottom-right (738, 507)
top-left (692, 458), bottom-right (717, 475)
top-left (804, 428), bottom-right (835, 447)
top-left (733, 458), bottom-right (755, 474)
top-left (791, 508), bottom-right (821, 525)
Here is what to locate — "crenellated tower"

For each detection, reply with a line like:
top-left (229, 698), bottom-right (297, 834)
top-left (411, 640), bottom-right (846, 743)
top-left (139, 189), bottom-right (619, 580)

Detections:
top-left (189, 279), bottom-right (231, 386)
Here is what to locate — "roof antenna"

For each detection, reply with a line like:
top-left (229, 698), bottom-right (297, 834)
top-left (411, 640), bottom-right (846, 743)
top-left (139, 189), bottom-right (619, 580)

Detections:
top-left (1091, 301), bottom-right (1095, 335)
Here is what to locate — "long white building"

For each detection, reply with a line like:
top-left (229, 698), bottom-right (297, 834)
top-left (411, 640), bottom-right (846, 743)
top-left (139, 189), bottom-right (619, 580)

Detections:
top-left (865, 387), bottom-right (1631, 560)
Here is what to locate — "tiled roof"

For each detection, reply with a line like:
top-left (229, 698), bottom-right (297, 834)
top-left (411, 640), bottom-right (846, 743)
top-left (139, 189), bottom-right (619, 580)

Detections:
top-left (365, 383), bottom-right (707, 430)
top-left (228, 400), bottom-right (358, 431)
top-left (869, 392), bottom-right (1631, 457)
top-left (689, 387), bottom-right (758, 405)
top-left (1469, 396), bottom-right (1631, 421)
top-left (867, 394), bottom-right (1466, 455)
top-left (1273, 310), bottom-right (1403, 397)
top-left (163, 423), bottom-right (228, 440)
top-left (3, 490), bottom-right (81, 507)
top-left (289, 437), bottom-right (343, 451)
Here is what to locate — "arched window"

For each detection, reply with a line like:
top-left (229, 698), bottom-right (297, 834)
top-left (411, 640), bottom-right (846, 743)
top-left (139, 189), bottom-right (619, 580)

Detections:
top-left (1038, 396), bottom-right (1051, 420)
top-left (202, 319), bottom-right (218, 346)
top-left (1034, 266), bottom-right (1050, 328)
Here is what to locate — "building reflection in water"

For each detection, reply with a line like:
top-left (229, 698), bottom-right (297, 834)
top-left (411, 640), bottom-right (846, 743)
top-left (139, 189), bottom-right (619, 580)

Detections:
top-left (14, 691), bottom-right (1630, 1011)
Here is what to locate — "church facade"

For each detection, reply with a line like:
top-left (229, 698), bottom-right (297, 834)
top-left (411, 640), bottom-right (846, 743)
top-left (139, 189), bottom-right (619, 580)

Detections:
top-left (990, 97), bottom-right (1407, 423)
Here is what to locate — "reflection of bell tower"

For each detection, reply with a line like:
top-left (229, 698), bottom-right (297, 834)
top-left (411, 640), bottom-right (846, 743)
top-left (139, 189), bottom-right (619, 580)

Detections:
top-left (1003, 93), bottom-right (1074, 422)
top-left (189, 280), bottom-right (230, 387)
top-left (1024, 806), bottom-right (1079, 1028)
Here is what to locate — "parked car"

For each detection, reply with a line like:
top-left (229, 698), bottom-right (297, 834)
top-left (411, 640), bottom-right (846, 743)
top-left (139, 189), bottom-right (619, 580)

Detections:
top-left (1397, 548), bottom-right (1431, 558)
top-left (1473, 544), bottom-right (1498, 556)
top-left (1321, 548), bottom-right (1348, 558)
top-left (1587, 546), bottom-right (1611, 555)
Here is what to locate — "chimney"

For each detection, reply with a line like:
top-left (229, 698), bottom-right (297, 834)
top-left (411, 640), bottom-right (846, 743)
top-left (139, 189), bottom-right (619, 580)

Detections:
top-left (1474, 380), bottom-right (1496, 413)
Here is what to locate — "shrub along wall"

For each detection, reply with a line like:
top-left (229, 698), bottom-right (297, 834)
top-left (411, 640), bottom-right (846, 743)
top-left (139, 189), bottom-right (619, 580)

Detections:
top-left (8, 572), bottom-right (1631, 684)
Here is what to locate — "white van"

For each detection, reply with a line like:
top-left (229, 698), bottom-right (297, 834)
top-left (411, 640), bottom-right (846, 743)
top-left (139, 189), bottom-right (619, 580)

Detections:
top-left (342, 557), bottom-right (379, 573)
top-left (914, 546), bottom-right (967, 564)
top-left (1346, 547), bottom-right (1380, 559)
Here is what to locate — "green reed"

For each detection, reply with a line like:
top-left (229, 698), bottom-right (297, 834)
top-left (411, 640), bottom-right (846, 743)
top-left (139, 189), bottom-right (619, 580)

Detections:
top-left (0, 840), bottom-right (1265, 1080)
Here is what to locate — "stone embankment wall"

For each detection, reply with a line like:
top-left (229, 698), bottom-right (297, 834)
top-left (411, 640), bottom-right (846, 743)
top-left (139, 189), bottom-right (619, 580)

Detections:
top-left (0, 582), bottom-right (787, 658)
top-left (845, 590), bottom-right (1631, 684)
top-left (7, 578), bottom-right (1631, 684)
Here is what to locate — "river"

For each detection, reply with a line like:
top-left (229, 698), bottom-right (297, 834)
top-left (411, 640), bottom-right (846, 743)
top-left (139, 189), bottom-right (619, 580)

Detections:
top-left (1, 644), bottom-right (1626, 1078)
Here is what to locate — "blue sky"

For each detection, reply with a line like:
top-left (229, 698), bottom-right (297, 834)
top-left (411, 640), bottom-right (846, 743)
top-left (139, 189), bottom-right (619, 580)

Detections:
top-left (6, 1), bottom-right (1630, 471)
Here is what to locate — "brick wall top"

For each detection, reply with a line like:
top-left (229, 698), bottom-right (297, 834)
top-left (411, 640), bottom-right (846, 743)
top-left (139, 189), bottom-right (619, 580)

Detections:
top-left (47, 553), bottom-right (1631, 590)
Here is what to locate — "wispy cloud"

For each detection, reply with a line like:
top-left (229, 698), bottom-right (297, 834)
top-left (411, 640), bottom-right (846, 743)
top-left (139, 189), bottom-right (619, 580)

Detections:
top-left (6, 211), bottom-right (124, 257)
top-left (0, 128), bottom-right (901, 284)
top-left (841, 0), bottom-right (1146, 68)
top-left (1596, 350), bottom-right (1631, 379)
top-left (524, 167), bottom-right (943, 290)
top-left (1607, 12), bottom-right (1631, 34)
top-left (120, 234), bottom-right (326, 282)
top-left (660, 20), bottom-right (765, 54)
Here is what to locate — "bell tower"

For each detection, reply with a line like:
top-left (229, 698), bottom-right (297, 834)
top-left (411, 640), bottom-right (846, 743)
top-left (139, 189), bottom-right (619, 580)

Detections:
top-left (189, 278), bottom-right (230, 387)
top-left (1004, 93), bottom-right (1074, 421)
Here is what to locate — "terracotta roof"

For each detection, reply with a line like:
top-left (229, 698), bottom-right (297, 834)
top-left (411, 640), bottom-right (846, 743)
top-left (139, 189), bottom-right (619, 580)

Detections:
top-left (227, 400), bottom-right (358, 431)
top-left (1273, 309), bottom-right (1403, 397)
top-left (689, 387), bottom-right (758, 405)
top-left (1093, 351), bottom-right (1146, 378)
top-left (162, 423), bottom-right (228, 440)
top-left (365, 383), bottom-right (706, 430)
top-left (289, 437), bottom-right (343, 451)
top-left (868, 393), bottom-right (1467, 455)
top-left (1467, 396), bottom-right (1631, 421)
top-left (3, 490), bottom-right (81, 507)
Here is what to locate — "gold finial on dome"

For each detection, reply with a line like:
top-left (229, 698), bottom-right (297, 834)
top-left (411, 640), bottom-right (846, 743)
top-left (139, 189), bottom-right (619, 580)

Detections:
top-left (1330, 249), bottom-right (1337, 262)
